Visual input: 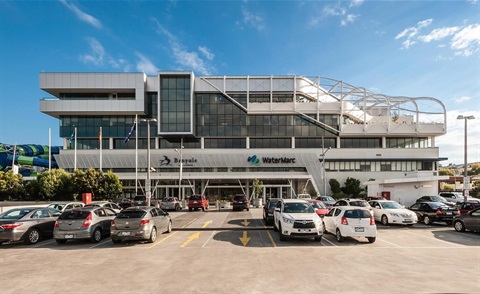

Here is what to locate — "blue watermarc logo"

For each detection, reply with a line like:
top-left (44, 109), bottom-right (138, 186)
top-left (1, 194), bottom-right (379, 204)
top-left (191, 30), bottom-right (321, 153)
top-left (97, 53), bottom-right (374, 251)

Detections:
top-left (247, 155), bottom-right (260, 166)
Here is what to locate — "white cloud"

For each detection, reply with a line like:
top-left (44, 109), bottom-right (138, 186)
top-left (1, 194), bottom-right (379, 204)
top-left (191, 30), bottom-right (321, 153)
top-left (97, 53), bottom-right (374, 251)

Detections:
top-left (59, 0), bottom-right (102, 29)
top-left (468, 0), bottom-right (478, 4)
top-left (239, 4), bottom-right (265, 31)
top-left (349, 0), bottom-right (364, 8)
top-left (152, 18), bottom-right (215, 75)
top-left (341, 14), bottom-right (358, 26)
top-left (454, 96), bottom-right (472, 103)
top-left (450, 24), bottom-right (480, 56)
top-left (395, 19), bottom-right (433, 45)
top-left (80, 37), bottom-right (105, 65)
top-left (418, 27), bottom-right (460, 43)
top-left (135, 53), bottom-right (157, 75)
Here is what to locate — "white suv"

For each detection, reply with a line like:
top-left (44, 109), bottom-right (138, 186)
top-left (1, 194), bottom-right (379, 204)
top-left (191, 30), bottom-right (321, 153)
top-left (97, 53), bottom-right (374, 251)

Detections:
top-left (273, 199), bottom-right (323, 242)
top-left (323, 206), bottom-right (377, 243)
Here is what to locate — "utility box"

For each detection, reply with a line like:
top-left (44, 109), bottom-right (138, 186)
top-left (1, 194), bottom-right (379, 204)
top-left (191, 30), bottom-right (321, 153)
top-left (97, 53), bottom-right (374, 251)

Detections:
top-left (82, 193), bottom-right (92, 205)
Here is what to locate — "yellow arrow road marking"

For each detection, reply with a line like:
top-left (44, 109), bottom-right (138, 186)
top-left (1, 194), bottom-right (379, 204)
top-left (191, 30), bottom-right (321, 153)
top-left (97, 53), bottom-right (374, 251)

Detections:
top-left (202, 220), bottom-right (212, 228)
top-left (242, 219), bottom-right (250, 227)
top-left (239, 231), bottom-right (250, 246)
top-left (180, 232), bottom-right (200, 248)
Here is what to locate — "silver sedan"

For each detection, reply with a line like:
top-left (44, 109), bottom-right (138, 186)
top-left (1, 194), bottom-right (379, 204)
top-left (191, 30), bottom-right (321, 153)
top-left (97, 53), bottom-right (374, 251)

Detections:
top-left (111, 206), bottom-right (172, 244)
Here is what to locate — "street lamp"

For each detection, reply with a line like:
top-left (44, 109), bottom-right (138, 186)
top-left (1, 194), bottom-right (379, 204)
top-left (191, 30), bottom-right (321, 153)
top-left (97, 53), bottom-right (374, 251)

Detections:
top-left (141, 118), bottom-right (157, 206)
top-left (320, 147), bottom-right (331, 196)
top-left (175, 139), bottom-right (184, 201)
top-left (457, 115), bottom-right (475, 202)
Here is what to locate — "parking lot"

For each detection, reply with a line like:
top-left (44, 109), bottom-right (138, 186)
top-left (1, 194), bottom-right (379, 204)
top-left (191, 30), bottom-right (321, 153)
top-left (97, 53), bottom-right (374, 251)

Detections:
top-left (1, 207), bottom-right (479, 293)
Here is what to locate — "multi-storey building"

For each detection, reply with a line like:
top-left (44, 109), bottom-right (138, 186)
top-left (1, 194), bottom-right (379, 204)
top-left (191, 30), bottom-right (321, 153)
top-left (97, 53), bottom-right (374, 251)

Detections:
top-left (39, 72), bottom-right (448, 206)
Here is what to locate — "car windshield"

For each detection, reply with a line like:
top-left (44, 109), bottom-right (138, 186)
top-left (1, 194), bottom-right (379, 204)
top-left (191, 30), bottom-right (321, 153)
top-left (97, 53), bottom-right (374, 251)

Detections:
top-left (283, 202), bottom-right (314, 213)
top-left (349, 201), bottom-right (369, 207)
top-left (165, 197), bottom-right (175, 202)
top-left (322, 196), bottom-right (335, 201)
top-left (190, 195), bottom-right (201, 200)
top-left (310, 202), bottom-right (326, 209)
top-left (344, 209), bottom-right (371, 218)
top-left (430, 202), bottom-right (448, 209)
top-left (134, 196), bottom-right (146, 201)
top-left (59, 210), bottom-right (91, 220)
top-left (0, 208), bottom-right (34, 219)
top-left (432, 196), bottom-right (447, 202)
top-left (268, 201), bottom-right (279, 208)
top-left (116, 210), bottom-right (146, 219)
top-left (47, 204), bottom-right (64, 210)
top-left (381, 202), bottom-right (402, 209)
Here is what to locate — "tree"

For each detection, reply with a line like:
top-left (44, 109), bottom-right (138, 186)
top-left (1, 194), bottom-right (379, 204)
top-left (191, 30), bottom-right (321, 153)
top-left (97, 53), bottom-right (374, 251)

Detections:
top-left (37, 169), bottom-right (72, 201)
top-left (469, 163), bottom-right (480, 176)
top-left (329, 178), bottom-right (341, 198)
top-left (0, 171), bottom-right (25, 200)
top-left (101, 170), bottom-right (123, 199)
top-left (341, 177), bottom-right (364, 197)
top-left (73, 168), bottom-right (103, 200)
top-left (252, 178), bottom-right (263, 199)
top-left (439, 168), bottom-right (455, 176)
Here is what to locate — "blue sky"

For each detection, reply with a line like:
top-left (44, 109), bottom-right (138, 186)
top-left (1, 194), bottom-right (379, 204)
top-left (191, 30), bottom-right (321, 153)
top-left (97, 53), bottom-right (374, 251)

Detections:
top-left (0, 0), bottom-right (479, 166)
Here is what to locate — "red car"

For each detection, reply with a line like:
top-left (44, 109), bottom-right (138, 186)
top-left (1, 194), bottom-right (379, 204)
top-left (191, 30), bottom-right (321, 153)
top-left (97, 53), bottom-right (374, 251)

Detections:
top-left (307, 200), bottom-right (329, 217)
top-left (455, 201), bottom-right (480, 215)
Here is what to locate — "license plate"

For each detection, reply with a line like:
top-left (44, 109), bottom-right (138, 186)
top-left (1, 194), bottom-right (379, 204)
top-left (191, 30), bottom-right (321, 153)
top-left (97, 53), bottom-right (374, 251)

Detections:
top-left (447, 212), bottom-right (452, 215)
top-left (355, 227), bottom-right (364, 232)
top-left (65, 234), bottom-right (74, 239)
top-left (120, 232), bottom-right (131, 236)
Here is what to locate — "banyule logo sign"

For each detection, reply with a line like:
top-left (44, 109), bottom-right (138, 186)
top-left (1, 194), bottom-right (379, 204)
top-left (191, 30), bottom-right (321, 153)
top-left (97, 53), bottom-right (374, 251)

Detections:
top-left (248, 155), bottom-right (296, 165)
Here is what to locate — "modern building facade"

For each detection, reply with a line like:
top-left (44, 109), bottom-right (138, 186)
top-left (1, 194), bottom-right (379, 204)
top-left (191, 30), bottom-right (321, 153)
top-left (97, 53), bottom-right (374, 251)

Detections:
top-left (39, 72), bottom-right (448, 206)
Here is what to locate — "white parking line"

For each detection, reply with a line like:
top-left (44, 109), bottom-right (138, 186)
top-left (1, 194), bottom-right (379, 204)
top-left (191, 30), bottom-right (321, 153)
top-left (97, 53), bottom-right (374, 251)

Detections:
top-left (32, 240), bottom-right (56, 248)
top-left (202, 231), bottom-right (216, 248)
top-left (89, 239), bottom-right (111, 249)
top-left (377, 238), bottom-right (402, 248)
top-left (321, 237), bottom-right (337, 246)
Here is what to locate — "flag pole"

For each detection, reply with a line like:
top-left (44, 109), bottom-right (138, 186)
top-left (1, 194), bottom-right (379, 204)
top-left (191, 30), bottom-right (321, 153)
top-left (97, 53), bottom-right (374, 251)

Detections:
top-left (99, 126), bottom-right (102, 171)
top-left (48, 128), bottom-right (51, 171)
top-left (135, 114), bottom-right (138, 195)
top-left (74, 127), bottom-right (77, 170)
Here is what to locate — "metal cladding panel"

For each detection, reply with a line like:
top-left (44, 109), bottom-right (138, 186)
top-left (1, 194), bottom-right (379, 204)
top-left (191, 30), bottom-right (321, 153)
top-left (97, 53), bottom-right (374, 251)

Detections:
top-left (225, 78), bottom-right (248, 92)
top-left (272, 78), bottom-right (294, 91)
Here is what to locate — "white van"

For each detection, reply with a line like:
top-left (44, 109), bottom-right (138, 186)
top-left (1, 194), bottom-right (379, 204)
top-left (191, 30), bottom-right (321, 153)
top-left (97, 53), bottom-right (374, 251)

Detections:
top-left (297, 194), bottom-right (312, 200)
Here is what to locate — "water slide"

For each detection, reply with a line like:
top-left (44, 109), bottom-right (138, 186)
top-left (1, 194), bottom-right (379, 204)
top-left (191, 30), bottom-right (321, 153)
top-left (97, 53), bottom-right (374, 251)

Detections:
top-left (0, 143), bottom-right (60, 175)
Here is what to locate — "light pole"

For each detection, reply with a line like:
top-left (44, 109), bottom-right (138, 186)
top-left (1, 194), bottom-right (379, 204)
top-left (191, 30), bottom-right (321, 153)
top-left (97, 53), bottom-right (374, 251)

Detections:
top-left (175, 139), bottom-right (184, 201)
top-left (457, 115), bottom-right (475, 202)
top-left (141, 118), bottom-right (157, 206)
top-left (320, 147), bottom-right (331, 196)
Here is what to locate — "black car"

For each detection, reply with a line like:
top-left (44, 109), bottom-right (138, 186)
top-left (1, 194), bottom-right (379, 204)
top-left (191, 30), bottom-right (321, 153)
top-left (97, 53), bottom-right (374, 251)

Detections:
top-left (133, 195), bottom-right (147, 206)
top-left (409, 202), bottom-right (459, 225)
top-left (263, 198), bottom-right (281, 225)
top-left (453, 208), bottom-right (480, 232)
top-left (112, 198), bottom-right (133, 209)
top-left (232, 195), bottom-right (249, 211)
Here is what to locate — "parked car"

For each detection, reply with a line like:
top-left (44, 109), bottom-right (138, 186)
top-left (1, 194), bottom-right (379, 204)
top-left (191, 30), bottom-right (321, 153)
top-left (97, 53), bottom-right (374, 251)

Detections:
top-left (408, 202), bottom-right (459, 225)
top-left (132, 195), bottom-right (147, 206)
top-left (46, 201), bottom-right (84, 212)
top-left (296, 194), bottom-right (312, 199)
top-left (316, 196), bottom-right (336, 207)
top-left (452, 208), bottom-right (480, 233)
top-left (306, 199), bottom-right (329, 217)
top-left (455, 201), bottom-right (480, 215)
top-left (438, 192), bottom-right (477, 203)
top-left (112, 198), bottom-right (134, 209)
top-left (188, 194), bottom-right (209, 211)
top-left (323, 206), bottom-right (377, 243)
top-left (232, 194), bottom-right (249, 211)
top-left (160, 197), bottom-right (182, 211)
top-left (84, 201), bottom-right (122, 214)
top-left (415, 195), bottom-right (454, 207)
top-left (0, 207), bottom-right (62, 245)
top-left (111, 206), bottom-right (172, 244)
top-left (263, 198), bottom-right (281, 225)
top-left (333, 198), bottom-right (373, 216)
top-left (53, 206), bottom-right (117, 244)
top-left (366, 196), bottom-right (386, 202)
top-left (273, 199), bottom-right (323, 242)
top-left (369, 200), bottom-right (418, 226)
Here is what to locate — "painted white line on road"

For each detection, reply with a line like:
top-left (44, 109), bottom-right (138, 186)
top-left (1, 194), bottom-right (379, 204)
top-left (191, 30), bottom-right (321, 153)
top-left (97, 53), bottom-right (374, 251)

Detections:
top-left (377, 238), bottom-right (402, 248)
top-left (321, 237), bottom-right (337, 247)
top-left (149, 231), bottom-right (179, 248)
top-left (32, 240), bottom-right (56, 248)
top-left (202, 231), bottom-right (216, 248)
top-left (404, 231), bottom-right (466, 248)
top-left (89, 239), bottom-right (111, 249)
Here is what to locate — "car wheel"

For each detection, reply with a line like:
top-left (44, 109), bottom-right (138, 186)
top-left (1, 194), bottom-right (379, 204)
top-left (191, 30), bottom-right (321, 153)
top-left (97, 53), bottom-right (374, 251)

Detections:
top-left (278, 224), bottom-right (287, 241)
top-left (314, 235), bottom-right (322, 242)
top-left (90, 228), bottom-right (102, 243)
top-left (423, 215), bottom-right (431, 225)
top-left (273, 220), bottom-right (278, 232)
top-left (454, 221), bottom-right (465, 232)
top-left (148, 227), bottom-right (157, 243)
top-left (367, 237), bottom-right (376, 243)
top-left (25, 228), bottom-right (41, 245)
top-left (446, 221), bottom-right (452, 226)
top-left (381, 215), bottom-right (389, 226)
top-left (336, 229), bottom-right (344, 242)
top-left (175, 205), bottom-right (181, 211)
top-left (322, 221), bottom-right (326, 233)
top-left (189, 207), bottom-right (192, 212)
top-left (165, 221), bottom-right (172, 233)
top-left (202, 206), bottom-right (205, 212)
top-left (55, 239), bottom-right (67, 245)
top-left (111, 239), bottom-right (121, 244)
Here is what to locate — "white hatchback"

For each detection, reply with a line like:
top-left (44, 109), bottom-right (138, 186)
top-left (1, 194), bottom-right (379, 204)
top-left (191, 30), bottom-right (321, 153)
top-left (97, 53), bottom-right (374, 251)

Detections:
top-left (323, 206), bottom-right (377, 243)
top-left (369, 200), bottom-right (418, 226)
